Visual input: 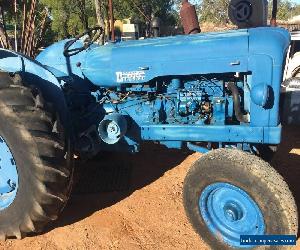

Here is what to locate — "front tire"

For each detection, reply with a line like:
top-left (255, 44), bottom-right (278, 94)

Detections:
top-left (183, 149), bottom-right (298, 249)
top-left (0, 73), bottom-right (73, 239)
top-left (286, 52), bottom-right (300, 79)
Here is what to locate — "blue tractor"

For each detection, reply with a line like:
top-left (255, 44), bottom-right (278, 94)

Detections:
top-left (0, 0), bottom-right (297, 248)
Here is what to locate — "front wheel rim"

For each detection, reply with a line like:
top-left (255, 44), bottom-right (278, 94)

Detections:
top-left (0, 136), bottom-right (19, 211)
top-left (199, 182), bottom-right (265, 248)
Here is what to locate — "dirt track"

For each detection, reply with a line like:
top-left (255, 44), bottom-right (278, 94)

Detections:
top-left (1, 126), bottom-right (300, 250)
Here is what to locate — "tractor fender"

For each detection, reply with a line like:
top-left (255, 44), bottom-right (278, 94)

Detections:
top-left (0, 49), bottom-right (70, 132)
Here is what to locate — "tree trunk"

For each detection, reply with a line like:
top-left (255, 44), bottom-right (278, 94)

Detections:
top-left (33, 9), bottom-right (48, 56)
top-left (23, 0), bottom-right (37, 54)
top-left (0, 5), bottom-right (12, 49)
top-left (21, 1), bottom-right (27, 51)
top-left (105, 3), bottom-right (111, 40)
top-left (78, 0), bottom-right (88, 31)
top-left (95, 0), bottom-right (105, 44)
top-left (95, 0), bottom-right (105, 27)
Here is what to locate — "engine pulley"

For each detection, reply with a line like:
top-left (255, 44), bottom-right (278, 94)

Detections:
top-left (98, 114), bottom-right (128, 144)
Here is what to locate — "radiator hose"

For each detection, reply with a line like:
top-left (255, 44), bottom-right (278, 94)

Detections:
top-left (227, 82), bottom-right (249, 123)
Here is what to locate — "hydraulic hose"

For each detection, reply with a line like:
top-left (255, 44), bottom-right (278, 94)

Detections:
top-left (227, 82), bottom-right (249, 123)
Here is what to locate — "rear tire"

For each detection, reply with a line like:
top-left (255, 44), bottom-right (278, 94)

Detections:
top-left (183, 149), bottom-right (298, 249)
top-left (0, 73), bottom-right (73, 239)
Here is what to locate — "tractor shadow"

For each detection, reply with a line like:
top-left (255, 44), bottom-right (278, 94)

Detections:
top-left (270, 125), bottom-right (300, 236)
top-left (42, 126), bottom-right (300, 235)
top-left (45, 143), bottom-right (191, 232)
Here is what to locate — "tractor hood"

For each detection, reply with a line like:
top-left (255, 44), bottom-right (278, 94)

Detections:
top-left (80, 27), bottom-right (290, 87)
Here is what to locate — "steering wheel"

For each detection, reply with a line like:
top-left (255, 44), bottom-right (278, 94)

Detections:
top-left (63, 26), bottom-right (103, 57)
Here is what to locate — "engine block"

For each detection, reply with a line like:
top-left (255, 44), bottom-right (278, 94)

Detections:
top-left (76, 74), bottom-right (247, 153)
top-left (107, 76), bottom-right (231, 126)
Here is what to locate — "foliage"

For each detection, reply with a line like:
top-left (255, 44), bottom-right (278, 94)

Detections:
top-left (40, 0), bottom-right (177, 39)
top-left (199, 0), bottom-right (300, 24)
top-left (2, 0), bottom-right (300, 46)
top-left (122, 0), bottom-right (176, 36)
top-left (199, 0), bottom-right (230, 24)
top-left (269, 0), bottom-right (300, 20)
top-left (41, 0), bottom-right (97, 39)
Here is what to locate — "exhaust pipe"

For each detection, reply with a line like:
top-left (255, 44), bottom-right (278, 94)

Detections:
top-left (228, 82), bottom-right (249, 123)
top-left (180, 0), bottom-right (201, 35)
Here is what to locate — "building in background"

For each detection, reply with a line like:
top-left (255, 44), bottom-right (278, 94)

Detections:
top-left (122, 23), bottom-right (139, 41)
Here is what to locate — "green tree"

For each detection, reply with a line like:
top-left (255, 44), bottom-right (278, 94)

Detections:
top-left (199, 0), bottom-right (300, 24)
top-left (200, 0), bottom-right (229, 24)
top-left (269, 0), bottom-right (294, 20)
top-left (116, 0), bottom-right (176, 36)
top-left (41, 0), bottom-right (97, 39)
top-left (42, 0), bottom-right (177, 39)
top-left (0, 1), bottom-right (52, 55)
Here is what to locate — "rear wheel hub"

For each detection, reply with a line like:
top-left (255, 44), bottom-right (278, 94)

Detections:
top-left (0, 136), bottom-right (18, 211)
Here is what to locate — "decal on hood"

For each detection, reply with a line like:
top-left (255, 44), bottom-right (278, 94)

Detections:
top-left (116, 71), bottom-right (146, 83)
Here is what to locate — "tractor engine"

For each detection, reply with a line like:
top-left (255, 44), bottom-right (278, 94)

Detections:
top-left (103, 76), bottom-right (234, 126)
top-left (85, 73), bottom-right (248, 153)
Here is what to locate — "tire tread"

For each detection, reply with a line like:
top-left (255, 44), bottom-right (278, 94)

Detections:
top-left (0, 73), bottom-right (73, 239)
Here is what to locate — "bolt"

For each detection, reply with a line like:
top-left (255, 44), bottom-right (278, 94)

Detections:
top-left (10, 158), bottom-right (15, 165)
top-left (7, 179), bottom-right (16, 190)
top-left (224, 202), bottom-right (243, 222)
top-left (225, 209), bottom-right (237, 221)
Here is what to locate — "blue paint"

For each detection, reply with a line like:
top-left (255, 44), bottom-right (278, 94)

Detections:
top-left (140, 125), bottom-right (280, 144)
top-left (0, 27), bottom-right (291, 155)
top-left (199, 183), bottom-right (265, 248)
top-left (81, 29), bottom-right (250, 87)
top-left (36, 39), bottom-right (96, 78)
top-left (186, 142), bottom-right (209, 153)
top-left (250, 84), bottom-right (269, 107)
top-left (0, 136), bottom-right (18, 211)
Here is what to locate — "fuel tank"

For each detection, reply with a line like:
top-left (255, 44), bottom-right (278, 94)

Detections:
top-left (81, 27), bottom-right (290, 88)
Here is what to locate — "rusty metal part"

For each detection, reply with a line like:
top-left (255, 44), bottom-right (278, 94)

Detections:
top-left (180, 0), bottom-right (200, 35)
top-left (227, 82), bottom-right (249, 123)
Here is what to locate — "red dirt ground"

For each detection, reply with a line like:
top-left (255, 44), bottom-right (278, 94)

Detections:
top-left (1, 126), bottom-right (300, 250)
